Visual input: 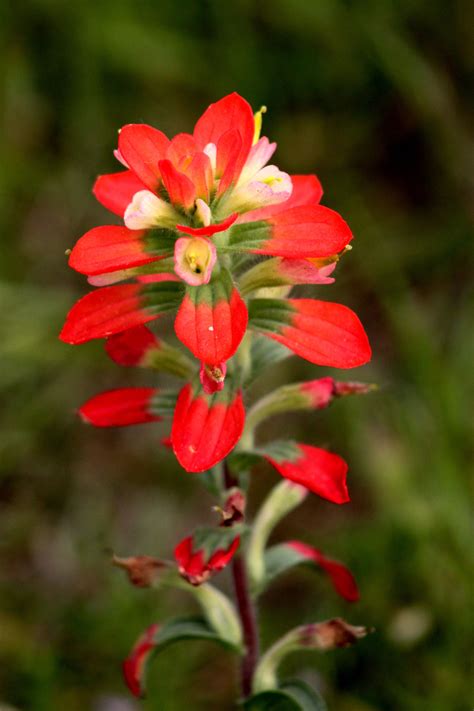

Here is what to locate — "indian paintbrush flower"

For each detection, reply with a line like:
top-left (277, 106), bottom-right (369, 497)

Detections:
top-left (62, 93), bottom-right (375, 705)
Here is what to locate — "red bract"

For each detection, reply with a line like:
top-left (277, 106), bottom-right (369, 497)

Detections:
top-left (174, 534), bottom-right (240, 586)
top-left (286, 541), bottom-right (359, 602)
top-left (105, 324), bottom-right (159, 366)
top-left (68, 225), bottom-right (160, 276)
top-left (174, 270), bottom-right (248, 365)
top-left (249, 298), bottom-right (371, 369)
top-left (60, 281), bottom-right (184, 344)
top-left (264, 444), bottom-right (349, 503)
top-left (79, 388), bottom-right (160, 427)
top-left (171, 383), bottom-right (245, 472)
top-left (123, 623), bottom-right (159, 697)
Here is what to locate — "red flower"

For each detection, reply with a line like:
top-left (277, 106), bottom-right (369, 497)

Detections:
top-left (174, 533), bottom-right (240, 586)
top-left (285, 541), bottom-right (359, 602)
top-left (60, 93), bottom-right (369, 370)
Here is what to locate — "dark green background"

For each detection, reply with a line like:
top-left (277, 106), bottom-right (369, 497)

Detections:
top-left (0, 1), bottom-right (472, 709)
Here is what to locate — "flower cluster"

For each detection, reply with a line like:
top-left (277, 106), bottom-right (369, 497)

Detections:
top-left (61, 94), bottom-right (373, 705)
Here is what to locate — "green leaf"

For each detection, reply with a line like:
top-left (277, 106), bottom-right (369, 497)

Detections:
top-left (263, 544), bottom-right (307, 587)
top-left (279, 681), bottom-right (328, 711)
top-left (153, 615), bottom-right (233, 649)
top-left (256, 440), bottom-right (302, 463)
top-left (227, 451), bottom-right (262, 475)
top-left (198, 466), bottom-right (222, 497)
top-left (247, 480), bottom-right (308, 594)
top-left (246, 334), bottom-right (290, 385)
top-left (127, 616), bottom-right (236, 697)
top-left (243, 680), bottom-right (327, 710)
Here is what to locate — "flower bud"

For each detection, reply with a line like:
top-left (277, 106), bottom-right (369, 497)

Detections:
top-left (124, 189), bottom-right (179, 230)
top-left (299, 618), bottom-right (369, 650)
top-left (112, 555), bottom-right (165, 588)
top-left (253, 618), bottom-right (370, 692)
top-left (215, 489), bottom-right (246, 527)
top-left (199, 361), bottom-right (227, 394)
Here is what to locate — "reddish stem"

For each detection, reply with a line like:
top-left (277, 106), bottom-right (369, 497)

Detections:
top-left (224, 462), bottom-right (259, 698)
top-left (231, 551), bottom-right (260, 697)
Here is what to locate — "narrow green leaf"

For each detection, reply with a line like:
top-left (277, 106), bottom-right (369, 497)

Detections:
top-left (243, 680), bottom-right (327, 710)
top-left (246, 334), bottom-right (290, 386)
top-left (153, 615), bottom-right (231, 649)
top-left (280, 680), bottom-right (328, 711)
top-left (263, 544), bottom-right (307, 587)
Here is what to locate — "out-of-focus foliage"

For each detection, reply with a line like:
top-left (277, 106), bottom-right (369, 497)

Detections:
top-left (0, 1), bottom-right (472, 709)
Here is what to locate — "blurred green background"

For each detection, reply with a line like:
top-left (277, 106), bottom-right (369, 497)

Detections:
top-left (0, 0), bottom-right (472, 709)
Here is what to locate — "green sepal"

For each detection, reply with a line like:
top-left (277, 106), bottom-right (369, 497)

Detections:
top-left (191, 523), bottom-right (247, 559)
top-left (248, 298), bottom-right (294, 334)
top-left (144, 227), bottom-right (179, 257)
top-left (150, 389), bottom-right (180, 418)
top-left (145, 341), bottom-right (194, 379)
top-left (222, 220), bottom-right (270, 253)
top-left (141, 280), bottom-right (185, 315)
top-left (186, 263), bottom-right (235, 307)
top-left (239, 258), bottom-right (289, 296)
top-left (242, 680), bottom-right (327, 710)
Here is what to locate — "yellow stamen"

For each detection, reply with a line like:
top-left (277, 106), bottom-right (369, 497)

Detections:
top-left (185, 239), bottom-right (211, 274)
top-left (308, 245), bottom-right (352, 268)
top-left (253, 105), bottom-right (267, 145)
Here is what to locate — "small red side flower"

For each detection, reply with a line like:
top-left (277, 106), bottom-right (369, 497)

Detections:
top-left (174, 534), bottom-right (240, 586)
